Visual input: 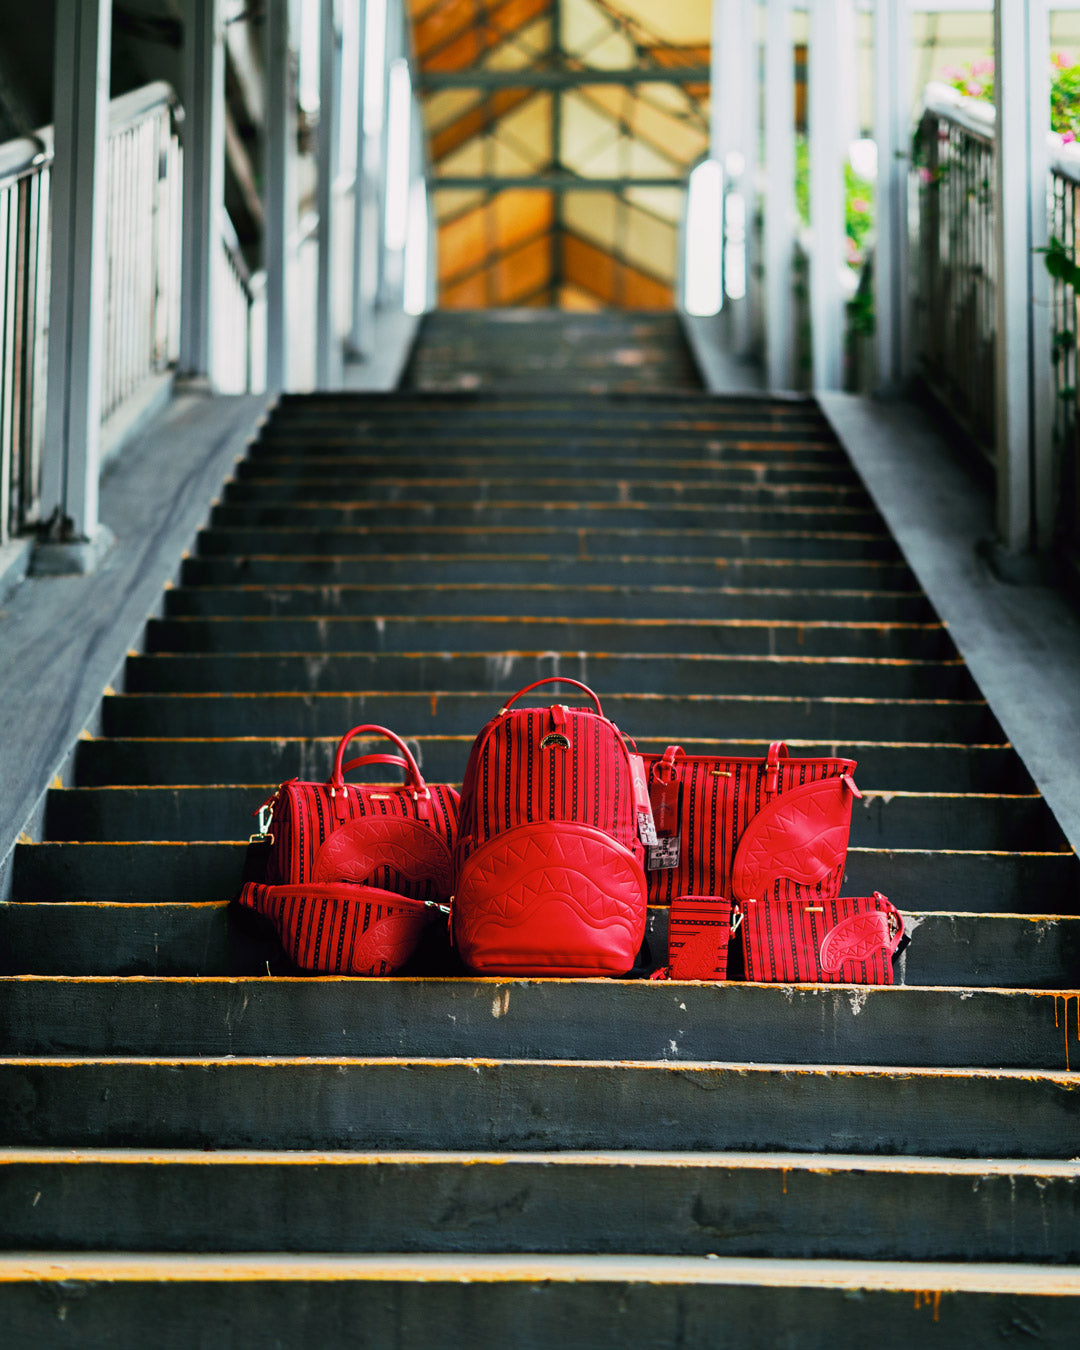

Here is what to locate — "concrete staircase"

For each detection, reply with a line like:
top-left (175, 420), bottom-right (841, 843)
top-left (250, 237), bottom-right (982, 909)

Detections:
top-left (3, 312), bottom-right (1080, 1344)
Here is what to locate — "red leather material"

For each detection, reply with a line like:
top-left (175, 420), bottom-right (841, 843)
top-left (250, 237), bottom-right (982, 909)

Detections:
top-left (453, 822), bottom-right (647, 975)
top-left (663, 895), bottom-right (733, 980)
top-left (643, 743), bottom-right (858, 907)
top-left (238, 881), bottom-right (434, 975)
top-left (312, 814), bottom-right (453, 895)
top-left (731, 775), bottom-right (856, 903)
top-left (740, 892), bottom-right (904, 984)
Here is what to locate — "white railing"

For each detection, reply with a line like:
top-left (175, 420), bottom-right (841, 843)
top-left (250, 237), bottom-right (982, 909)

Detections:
top-left (100, 83), bottom-right (184, 422)
top-left (0, 135), bottom-right (50, 543)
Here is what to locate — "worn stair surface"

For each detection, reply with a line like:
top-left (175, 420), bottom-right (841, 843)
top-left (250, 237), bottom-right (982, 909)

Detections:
top-left (3, 310), bottom-right (1080, 1345)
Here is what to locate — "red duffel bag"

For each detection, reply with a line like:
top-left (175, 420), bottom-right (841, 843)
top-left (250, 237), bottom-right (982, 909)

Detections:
top-left (451, 677), bottom-right (651, 976)
top-left (643, 741), bottom-right (862, 907)
top-left (237, 724), bottom-right (459, 975)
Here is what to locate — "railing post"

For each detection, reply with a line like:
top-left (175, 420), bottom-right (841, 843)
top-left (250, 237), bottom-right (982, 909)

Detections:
top-left (179, 0), bottom-right (225, 386)
top-left (993, 0), bottom-right (1053, 558)
top-left (763, 0), bottom-right (796, 390)
top-left (872, 0), bottom-right (911, 394)
top-left (264, 0), bottom-right (297, 393)
top-left (808, 0), bottom-right (854, 391)
top-left (37, 0), bottom-right (114, 572)
top-left (316, 0), bottom-right (345, 389)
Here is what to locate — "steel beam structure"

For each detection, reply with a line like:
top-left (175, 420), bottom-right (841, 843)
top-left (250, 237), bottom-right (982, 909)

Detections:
top-left (418, 67), bottom-right (711, 91)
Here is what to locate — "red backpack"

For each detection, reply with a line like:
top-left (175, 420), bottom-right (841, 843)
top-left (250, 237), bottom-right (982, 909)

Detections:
top-left (451, 678), bottom-right (650, 976)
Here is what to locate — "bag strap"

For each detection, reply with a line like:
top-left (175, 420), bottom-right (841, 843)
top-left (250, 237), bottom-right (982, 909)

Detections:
top-left (330, 725), bottom-right (431, 820)
top-left (765, 741), bottom-right (789, 795)
top-left (500, 677), bottom-right (603, 716)
top-left (240, 879), bottom-right (449, 915)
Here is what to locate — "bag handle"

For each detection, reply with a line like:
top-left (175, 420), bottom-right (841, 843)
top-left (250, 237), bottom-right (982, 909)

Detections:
top-left (765, 741), bottom-right (789, 796)
top-left (330, 726), bottom-right (431, 818)
top-left (500, 677), bottom-right (603, 717)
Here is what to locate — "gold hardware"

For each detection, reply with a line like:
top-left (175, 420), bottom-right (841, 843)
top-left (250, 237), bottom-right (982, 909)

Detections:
top-left (710, 767), bottom-right (733, 777)
top-left (540, 732), bottom-right (570, 750)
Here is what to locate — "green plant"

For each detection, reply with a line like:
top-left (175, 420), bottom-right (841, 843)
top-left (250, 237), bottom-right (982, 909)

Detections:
top-left (793, 136), bottom-right (874, 268)
top-left (941, 53), bottom-right (1080, 142)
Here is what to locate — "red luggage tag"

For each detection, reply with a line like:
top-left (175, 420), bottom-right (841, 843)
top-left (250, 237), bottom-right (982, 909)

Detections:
top-left (646, 747), bottom-right (681, 869)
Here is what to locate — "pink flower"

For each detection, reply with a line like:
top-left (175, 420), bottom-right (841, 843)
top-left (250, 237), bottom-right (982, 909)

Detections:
top-left (918, 167), bottom-right (934, 184)
top-left (941, 65), bottom-right (962, 80)
top-left (1053, 50), bottom-right (1073, 70)
top-left (1063, 131), bottom-right (1077, 145)
top-left (965, 81), bottom-right (984, 97)
top-left (851, 198), bottom-right (870, 214)
top-left (970, 57), bottom-right (994, 77)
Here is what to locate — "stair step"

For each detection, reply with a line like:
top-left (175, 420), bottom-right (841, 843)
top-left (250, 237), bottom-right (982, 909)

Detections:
top-left (235, 455), bottom-right (862, 484)
top-left (120, 652), bottom-right (978, 699)
top-left (6, 1252), bottom-right (1080, 1348)
top-left (196, 525), bottom-right (902, 561)
top-left (2, 1148), bottom-right (1079, 1262)
top-left (224, 476), bottom-right (873, 507)
top-left (163, 584), bottom-right (931, 624)
top-left (71, 734), bottom-right (1026, 794)
top-left (143, 616), bottom-right (953, 661)
top-left (100, 691), bottom-right (1002, 744)
top-left (4, 905), bottom-right (1078, 987)
top-left (207, 500), bottom-right (885, 535)
top-left (179, 553), bottom-right (921, 591)
top-left (72, 736), bottom-right (1028, 793)
top-left (4, 977), bottom-right (1080, 1068)
top-left (1, 1057), bottom-right (1077, 1155)
top-left (4, 1252), bottom-right (1080, 1348)
top-left (40, 786), bottom-right (1067, 852)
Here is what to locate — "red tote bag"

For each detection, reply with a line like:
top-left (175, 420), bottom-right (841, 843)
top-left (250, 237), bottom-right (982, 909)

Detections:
top-left (643, 741), bottom-right (861, 907)
top-left (740, 892), bottom-right (905, 984)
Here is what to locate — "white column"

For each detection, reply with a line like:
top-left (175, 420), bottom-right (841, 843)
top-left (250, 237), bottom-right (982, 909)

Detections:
top-left (993, 0), bottom-right (1052, 555)
top-left (808, 0), bottom-right (852, 391)
top-left (377, 0), bottom-right (404, 308)
top-left (349, 0), bottom-right (369, 355)
top-left (39, 0), bottom-right (112, 561)
top-left (763, 0), bottom-right (796, 390)
top-left (179, 0), bottom-right (225, 384)
top-left (264, 0), bottom-right (297, 392)
top-left (711, 0), bottom-right (750, 352)
top-left (316, 0), bottom-right (344, 388)
top-left (872, 0), bottom-right (910, 394)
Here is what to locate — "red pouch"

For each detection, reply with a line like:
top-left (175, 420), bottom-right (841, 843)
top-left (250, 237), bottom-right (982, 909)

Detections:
top-left (239, 881), bottom-right (435, 976)
top-left (739, 892), bottom-right (905, 984)
top-left (651, 895), bottom-right (733, 981)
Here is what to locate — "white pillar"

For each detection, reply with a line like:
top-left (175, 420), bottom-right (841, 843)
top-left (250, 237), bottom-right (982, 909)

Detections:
top-left (377, 0), bottom-right (404, 309)
top-left (993, 0), bottom-right (1052, 554)
top-left (763, 0), bottom-right (796, 390)
top-left (316, 0), bottom-right (344, 388)
top-left (264, 0), bottom-right (296, 392)
top-left (349, 0), bottom-right (369, 355)
top-left (179, 0), bottom-right (225, 384)
top-left (872, 0), bottom-right (911, 394)
top-left (808, 0), bottom-right (851, 391)
top-left (39, 0), bottom-right (112, 563)
top-left (711, 0), bottom-right (751, 352)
